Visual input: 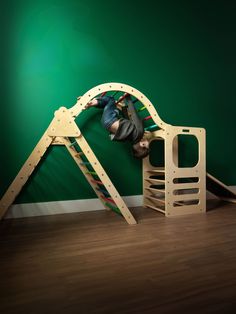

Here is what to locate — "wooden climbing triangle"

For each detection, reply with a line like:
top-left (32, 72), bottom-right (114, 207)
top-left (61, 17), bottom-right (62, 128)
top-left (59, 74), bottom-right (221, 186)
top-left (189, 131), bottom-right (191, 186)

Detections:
top-left (1, 82), bottom-right (167, 224)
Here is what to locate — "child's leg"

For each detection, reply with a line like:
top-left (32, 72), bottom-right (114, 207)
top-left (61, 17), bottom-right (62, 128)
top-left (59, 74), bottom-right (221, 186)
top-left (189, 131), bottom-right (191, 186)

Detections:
top-left (100, 97), bottom-right (119, 130)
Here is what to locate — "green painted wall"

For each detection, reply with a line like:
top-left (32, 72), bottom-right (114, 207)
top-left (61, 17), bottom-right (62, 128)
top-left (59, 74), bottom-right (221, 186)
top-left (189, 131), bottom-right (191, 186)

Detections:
top-left (1, 0), bottom-right (236, 204)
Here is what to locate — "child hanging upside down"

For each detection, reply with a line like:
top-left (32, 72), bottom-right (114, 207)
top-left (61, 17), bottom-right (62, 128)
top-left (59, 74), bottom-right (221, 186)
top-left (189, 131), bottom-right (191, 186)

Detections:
top-left (84, 95), bottom-right (151, 159)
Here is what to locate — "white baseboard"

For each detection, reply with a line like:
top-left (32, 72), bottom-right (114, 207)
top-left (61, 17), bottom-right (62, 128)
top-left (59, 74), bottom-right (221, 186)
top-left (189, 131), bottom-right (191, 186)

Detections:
top-left (4, 186), bottom-right (236, 219)
top-left (4, 195), bottom-right (143, 219)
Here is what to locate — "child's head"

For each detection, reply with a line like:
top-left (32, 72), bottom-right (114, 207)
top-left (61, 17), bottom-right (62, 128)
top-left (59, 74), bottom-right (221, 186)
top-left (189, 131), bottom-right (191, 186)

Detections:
top-left (132, 140), bottom-right (150, 159)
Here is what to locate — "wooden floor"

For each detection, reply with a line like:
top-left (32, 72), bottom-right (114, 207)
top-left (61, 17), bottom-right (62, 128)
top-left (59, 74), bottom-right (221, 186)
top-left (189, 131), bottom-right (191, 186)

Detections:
top-left (0, 200), bottom-right (236, 314)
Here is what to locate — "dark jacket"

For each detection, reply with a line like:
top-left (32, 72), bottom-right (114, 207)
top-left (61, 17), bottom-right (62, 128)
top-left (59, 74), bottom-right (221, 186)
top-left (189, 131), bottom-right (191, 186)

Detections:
top-left (112, 96), bottom-right (144, 144)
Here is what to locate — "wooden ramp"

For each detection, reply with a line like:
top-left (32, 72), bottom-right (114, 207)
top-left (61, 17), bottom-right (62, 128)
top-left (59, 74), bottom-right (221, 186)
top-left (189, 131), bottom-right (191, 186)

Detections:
top-left (206, 173), bottom-right (236, 203)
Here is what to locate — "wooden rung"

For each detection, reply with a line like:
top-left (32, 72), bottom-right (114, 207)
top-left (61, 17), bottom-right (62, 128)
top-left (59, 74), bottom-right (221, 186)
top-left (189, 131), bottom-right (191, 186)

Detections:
top-left (101, 195), bottom-right (116, 204)
top-left (90, 179), bottom-right (104, 185)
top-left (96, 188), bottom-right (110, 197)
top-left (86, 171), bottom-right (97, 175)
top-left (143, 115), bottom-right (152, 121)
top-left (116, 93), bottom-right (129, 104)
top-left (138, 106), bottom-right (146, 112)
top-left (104, 202), bottom-right (121, 215)
top-left (112, 91), bottom-right (119, 97)
top-left (145, 124), bottom-right (158, 131)
top-left (75, 152), bottom-right (84, 157)
top-left (145, 195), bottom-right (165, 204)
top-left (145, 204), bottom-right (165, 214)
top-left (69, 141), bottom-right (77, 147)
top-left (145, 187), bottom-right (165, 194)
top-left (80, 161), bottom-right (91, 165)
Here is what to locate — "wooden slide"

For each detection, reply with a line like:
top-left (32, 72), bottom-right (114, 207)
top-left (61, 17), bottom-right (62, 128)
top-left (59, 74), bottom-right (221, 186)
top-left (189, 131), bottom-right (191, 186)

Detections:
top-left (206, 173), bottom-right (236, 203)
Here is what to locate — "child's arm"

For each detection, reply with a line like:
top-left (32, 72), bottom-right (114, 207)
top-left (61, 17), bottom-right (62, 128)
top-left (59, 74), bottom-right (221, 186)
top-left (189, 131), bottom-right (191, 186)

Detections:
top-left (85, 96), bottom-right (114, 109)
top-left (126, 96), bottom-right (144, 140)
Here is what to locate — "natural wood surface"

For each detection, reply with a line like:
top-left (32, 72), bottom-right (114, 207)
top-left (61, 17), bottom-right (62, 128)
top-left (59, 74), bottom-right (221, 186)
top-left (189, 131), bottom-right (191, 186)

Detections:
top-left (1, 201), bottom-right (236, 314)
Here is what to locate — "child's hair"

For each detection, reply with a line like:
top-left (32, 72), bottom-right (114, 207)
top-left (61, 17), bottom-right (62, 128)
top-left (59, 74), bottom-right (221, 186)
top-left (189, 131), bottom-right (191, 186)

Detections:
top-left (132, 142), bottom-right (150, 159)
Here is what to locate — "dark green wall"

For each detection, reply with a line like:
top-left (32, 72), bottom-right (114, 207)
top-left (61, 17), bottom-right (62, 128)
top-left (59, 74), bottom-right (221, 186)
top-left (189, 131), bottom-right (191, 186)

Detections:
top-left (1, 0), bottom-right (236, 203)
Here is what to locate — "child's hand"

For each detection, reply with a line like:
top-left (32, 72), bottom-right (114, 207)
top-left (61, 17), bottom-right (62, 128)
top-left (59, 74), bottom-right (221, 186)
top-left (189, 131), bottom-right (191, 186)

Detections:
top-left (144, 130), bottom-right (152, 139)
top-left (85, 98), bottom-right (98, 109)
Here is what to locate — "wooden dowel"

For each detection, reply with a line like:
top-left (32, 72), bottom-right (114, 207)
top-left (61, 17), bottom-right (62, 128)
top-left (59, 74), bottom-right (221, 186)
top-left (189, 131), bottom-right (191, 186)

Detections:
top-left (96, 188), bottom-right (110, 197)
top-left (138, 106), bottom-right (146, 112)
top-left (86, 171), bottom-right (97, 176)
top-left (116, 93), bottom-right (129, 104)
top-left (132, 98), bottom-right (139, 104)
top-left (80, 161), bottom-right (91, 165)
top-left (101, 195), bottom-right (116, 204)
top-left (145, 124), bottom-right (158, 131)
top-left (104, 202), bottom-right (121, 215)
top-left (91, 179), bottom-right (104, 185)
top-left (69, 141), bottom-right (77, 147)
top-left (75, 152), bottom-right (84, 157)
top-left (143, 115), bottom-right (152, 121)
top-left (112, 91), bottom-right (119, 97)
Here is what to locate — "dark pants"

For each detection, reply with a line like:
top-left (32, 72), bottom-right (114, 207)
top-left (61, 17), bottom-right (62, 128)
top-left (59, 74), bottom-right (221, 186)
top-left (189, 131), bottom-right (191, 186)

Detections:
top-left (96, 96), bottom-right (119, 130)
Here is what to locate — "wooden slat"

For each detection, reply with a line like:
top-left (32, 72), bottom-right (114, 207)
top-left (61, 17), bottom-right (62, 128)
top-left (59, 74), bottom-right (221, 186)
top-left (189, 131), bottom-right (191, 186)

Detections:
top-left (145, 195), bottom-right (165, 204)
top-left (172, 183), bottom-right (200, 190)
top-left (145, 178), bottom-right (165, 183)
top-left (173, 193), bottom-right (201, 202)
top-left (145, 204), bottom-right (166, 213)
top-left (145, 187), bottom-right (165, 194)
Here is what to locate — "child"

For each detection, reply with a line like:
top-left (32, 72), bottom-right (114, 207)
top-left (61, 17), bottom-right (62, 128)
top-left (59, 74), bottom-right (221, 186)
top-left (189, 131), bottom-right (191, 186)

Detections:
top-left (84, 95), bottom-right (150, 159)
